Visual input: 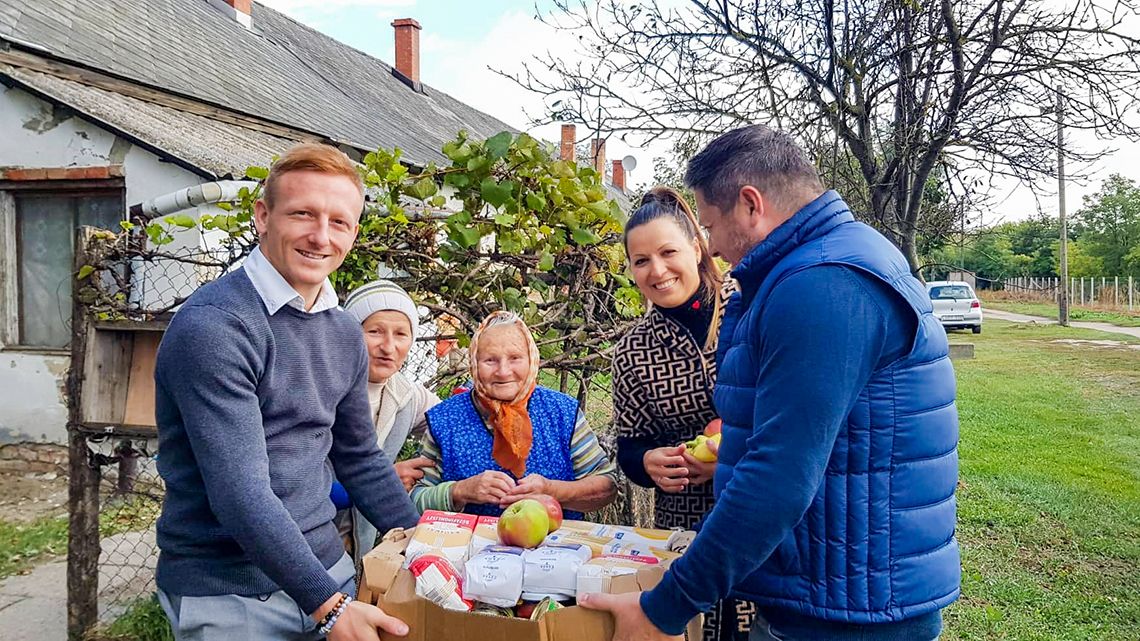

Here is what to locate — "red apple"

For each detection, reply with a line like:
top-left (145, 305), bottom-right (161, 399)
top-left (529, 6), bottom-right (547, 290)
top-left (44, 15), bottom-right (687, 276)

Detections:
top-left (703, 418), bottom-right (722, 437)
top-left (532, 494), bottom-right (563, 532)
top-left (497, 499), bottom-right (550, 548)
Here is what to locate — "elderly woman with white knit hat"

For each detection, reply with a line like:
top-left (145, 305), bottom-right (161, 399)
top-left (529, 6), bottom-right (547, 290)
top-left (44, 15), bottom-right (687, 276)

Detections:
top-left (338, 278), bottom-right (440, 563)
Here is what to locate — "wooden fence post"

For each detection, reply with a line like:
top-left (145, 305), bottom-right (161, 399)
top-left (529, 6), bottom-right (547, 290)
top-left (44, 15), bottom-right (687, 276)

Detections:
top-left (67, 227), bottom-right (101, 641)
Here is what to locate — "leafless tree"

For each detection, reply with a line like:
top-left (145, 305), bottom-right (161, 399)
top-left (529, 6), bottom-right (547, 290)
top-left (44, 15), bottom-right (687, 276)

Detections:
top-left (501, 0), bottom-right (1140, 272)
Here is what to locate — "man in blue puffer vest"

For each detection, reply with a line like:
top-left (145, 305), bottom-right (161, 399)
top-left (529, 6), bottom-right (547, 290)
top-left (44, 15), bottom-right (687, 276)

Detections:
top-left (580, 125), bottom-right (960, 640)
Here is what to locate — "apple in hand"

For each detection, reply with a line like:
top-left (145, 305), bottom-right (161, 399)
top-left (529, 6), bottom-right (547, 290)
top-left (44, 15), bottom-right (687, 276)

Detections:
top-left (686, 433), bottom-right (721, 462)
top-left (497, 499), bottom-right (550, 548)
top-left (532, 494), bottom-right (563, 532)
top-left (704, 418), bottom-right (722, 437)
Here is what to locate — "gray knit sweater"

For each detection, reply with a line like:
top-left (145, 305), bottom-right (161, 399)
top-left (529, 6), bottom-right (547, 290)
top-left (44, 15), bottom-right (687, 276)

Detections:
top-left (153, 268), bottom-right (419, 613)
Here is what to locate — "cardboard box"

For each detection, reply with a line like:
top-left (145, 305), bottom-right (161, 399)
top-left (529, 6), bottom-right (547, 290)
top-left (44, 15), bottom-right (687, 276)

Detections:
top-left (360, 528), bottom-right (703, 641)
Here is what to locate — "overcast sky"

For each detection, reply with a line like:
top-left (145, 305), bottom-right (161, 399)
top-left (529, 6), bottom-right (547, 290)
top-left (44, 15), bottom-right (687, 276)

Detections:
top-left (259, 0), bottom-right (1139, 226)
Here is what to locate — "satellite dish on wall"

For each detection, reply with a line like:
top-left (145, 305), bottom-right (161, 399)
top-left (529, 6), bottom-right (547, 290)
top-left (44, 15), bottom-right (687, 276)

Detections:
top-left (621, 155), bottom-right (638, 172)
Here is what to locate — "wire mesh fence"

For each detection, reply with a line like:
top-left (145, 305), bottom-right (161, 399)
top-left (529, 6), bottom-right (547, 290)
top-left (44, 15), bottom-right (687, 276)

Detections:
top-left (90, 439), bottom-right (161, 621)
top-left (68, 218), bottom-right (652, 636)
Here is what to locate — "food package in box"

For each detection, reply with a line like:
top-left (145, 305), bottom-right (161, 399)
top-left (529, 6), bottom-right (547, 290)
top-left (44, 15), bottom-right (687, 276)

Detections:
top-left (575, 554), bottom-right (660, 596)
top-left (601, 541), bottom-right (683, 563)
top-left (558, 520), bottom-right (614, 537)
top-left (606, 526), bottom-right (677, 552)
top-left (407, 554), bottom-right (472, 611)
top-left (468, 515), bottom-right (500, 558)
top-left (403, 510), bottom-right (478, 570)
top-left (542, 529), bottom-right (614, 556)
top-left (463, 545), bottom-right (525, 608)
top-left (520, 543), bottom-right (592, 601)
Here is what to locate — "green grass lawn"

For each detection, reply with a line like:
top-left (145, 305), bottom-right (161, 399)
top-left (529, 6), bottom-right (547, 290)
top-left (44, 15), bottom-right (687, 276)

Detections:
top-left (0, 515), bottom-right (69, 579)
top-left (942, 320), bottom-right (1140, 640)
top-left (983, 298), bottom-right (1140, 327)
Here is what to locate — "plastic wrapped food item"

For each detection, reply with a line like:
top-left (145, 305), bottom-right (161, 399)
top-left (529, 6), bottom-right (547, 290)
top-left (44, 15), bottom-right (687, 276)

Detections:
top-left (606, 526), bottom-right (677, 552)
top-left (468, 515), bottom-right (500, 558)
top-left (541, 530), bottom-right (613, 557)
top-left (521, 543), bottom-right (592, 601)
top-left (558, 520), bottom-right (615, 536)
top-left (407, 554), bottom-right (472, 611)
top-left (601, 541), bottom-right (683, 563)
top-left (404, 510), bottom-right (478, 569)
top-left (463, 545), bottom-right (526, 608)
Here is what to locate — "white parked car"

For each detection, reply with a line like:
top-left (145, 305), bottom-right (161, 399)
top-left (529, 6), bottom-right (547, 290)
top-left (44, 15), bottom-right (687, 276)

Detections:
top-left (926, 280), bottom-right (983, 334)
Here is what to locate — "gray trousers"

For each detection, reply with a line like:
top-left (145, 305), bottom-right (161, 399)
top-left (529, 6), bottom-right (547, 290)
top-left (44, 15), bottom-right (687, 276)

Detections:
top-left (158, 554), bottom-right (355, 641)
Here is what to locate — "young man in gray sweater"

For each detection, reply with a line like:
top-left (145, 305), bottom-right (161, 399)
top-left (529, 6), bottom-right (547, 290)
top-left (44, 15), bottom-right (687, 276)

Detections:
top-left (154, 142), bottom-right (419, 641)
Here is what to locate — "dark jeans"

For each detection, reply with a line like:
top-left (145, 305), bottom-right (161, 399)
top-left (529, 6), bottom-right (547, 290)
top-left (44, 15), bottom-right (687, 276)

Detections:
top-left (749, 610), bottom-right (941, 641)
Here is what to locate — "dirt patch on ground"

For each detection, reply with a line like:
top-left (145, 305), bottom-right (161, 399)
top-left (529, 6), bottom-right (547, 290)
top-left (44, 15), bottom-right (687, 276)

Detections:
top-left (0, 470), bottom-right (69, 523)
top-left (1048, 338), bottom-right (1140, 350)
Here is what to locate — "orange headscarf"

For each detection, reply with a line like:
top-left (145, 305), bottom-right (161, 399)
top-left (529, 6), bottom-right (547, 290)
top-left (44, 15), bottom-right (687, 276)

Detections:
top-left (469, 311), bottom-right (541, 478)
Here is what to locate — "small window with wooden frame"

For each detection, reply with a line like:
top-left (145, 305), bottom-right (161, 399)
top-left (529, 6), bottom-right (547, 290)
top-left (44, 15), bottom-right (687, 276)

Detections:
top-left (0, 174), bottom-right (125, 350)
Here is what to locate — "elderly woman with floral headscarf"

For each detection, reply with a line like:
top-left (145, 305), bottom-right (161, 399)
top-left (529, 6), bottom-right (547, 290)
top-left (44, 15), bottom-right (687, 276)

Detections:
top-left (410, 311), bottom-right (617, 518)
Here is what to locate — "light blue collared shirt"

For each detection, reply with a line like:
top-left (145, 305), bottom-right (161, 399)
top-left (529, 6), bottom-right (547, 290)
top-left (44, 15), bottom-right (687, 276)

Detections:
top-left (243, 247), bottom-right (339, 315)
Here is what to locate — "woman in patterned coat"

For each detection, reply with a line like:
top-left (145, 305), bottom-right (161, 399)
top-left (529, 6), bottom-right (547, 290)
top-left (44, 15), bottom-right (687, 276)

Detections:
top-left (612, 186), bottom-right (753, 641)
top-left (410, 311), bottom-right (618, 518)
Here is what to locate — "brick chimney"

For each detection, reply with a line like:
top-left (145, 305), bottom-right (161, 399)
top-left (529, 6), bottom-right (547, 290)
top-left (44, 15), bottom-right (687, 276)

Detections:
top-left (560, 124), bottom-right (576, 162)
top-left (208, 0), bottom-right (252, 28)
top-left (392, 18), bottom-right (422, 86)
top-left (612, 159), bottom-right (625, 192)
top-left (590, 138), bottom-right (606, 177)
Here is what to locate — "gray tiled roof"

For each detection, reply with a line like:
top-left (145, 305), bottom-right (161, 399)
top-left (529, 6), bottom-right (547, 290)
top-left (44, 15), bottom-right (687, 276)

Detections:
top-left (0, 0), bottom-right (518, 166)
top-left (2, 62), bottom-right (303, 177)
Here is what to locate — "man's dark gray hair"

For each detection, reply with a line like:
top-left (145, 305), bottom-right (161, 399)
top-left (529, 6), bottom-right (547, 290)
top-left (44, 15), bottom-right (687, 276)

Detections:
top-left (684, 125), bottom-right (823, 212)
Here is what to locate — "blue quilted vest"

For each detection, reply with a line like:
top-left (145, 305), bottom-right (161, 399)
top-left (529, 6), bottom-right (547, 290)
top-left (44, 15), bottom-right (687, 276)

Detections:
top-left (425, 387), bottom-right (583, 519)
top-left (715, 191), bottom-right (960, 622)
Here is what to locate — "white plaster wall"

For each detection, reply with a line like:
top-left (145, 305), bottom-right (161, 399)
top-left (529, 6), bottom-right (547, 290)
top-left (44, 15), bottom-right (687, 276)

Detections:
top-left (0, 86), bottom-right (207, 444)
top-left (0, 352), bottom-right (70, 443)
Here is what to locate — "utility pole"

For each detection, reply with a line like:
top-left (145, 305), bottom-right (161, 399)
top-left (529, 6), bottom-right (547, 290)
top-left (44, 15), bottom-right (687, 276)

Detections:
top-left (1056, 87), bottom-right (1070, 327)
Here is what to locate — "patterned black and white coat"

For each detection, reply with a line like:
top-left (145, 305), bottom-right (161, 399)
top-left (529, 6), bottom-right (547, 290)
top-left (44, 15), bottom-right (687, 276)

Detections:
top-left (611, 281), bottom-right (755, 641)
top-left (611, 281), bottom-right (736, 531)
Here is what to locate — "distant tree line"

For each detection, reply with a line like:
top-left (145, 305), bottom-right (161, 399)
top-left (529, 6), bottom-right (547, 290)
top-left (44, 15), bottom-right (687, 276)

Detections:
top-left (928, 175), bottom-right (1140, 282)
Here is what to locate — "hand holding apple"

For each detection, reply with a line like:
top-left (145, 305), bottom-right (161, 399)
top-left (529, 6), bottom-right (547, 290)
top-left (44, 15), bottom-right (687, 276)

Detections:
top-left (497, 498), bottom-right (550, 548)
top-left (680, 445), bottom-right (717, 486)
top-left (684, 433), bottom-right (721, 463)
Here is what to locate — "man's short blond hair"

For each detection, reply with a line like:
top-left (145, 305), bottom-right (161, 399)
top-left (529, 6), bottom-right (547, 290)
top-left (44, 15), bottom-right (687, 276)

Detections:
top-left (263, 142), bottom-right (364, 208)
